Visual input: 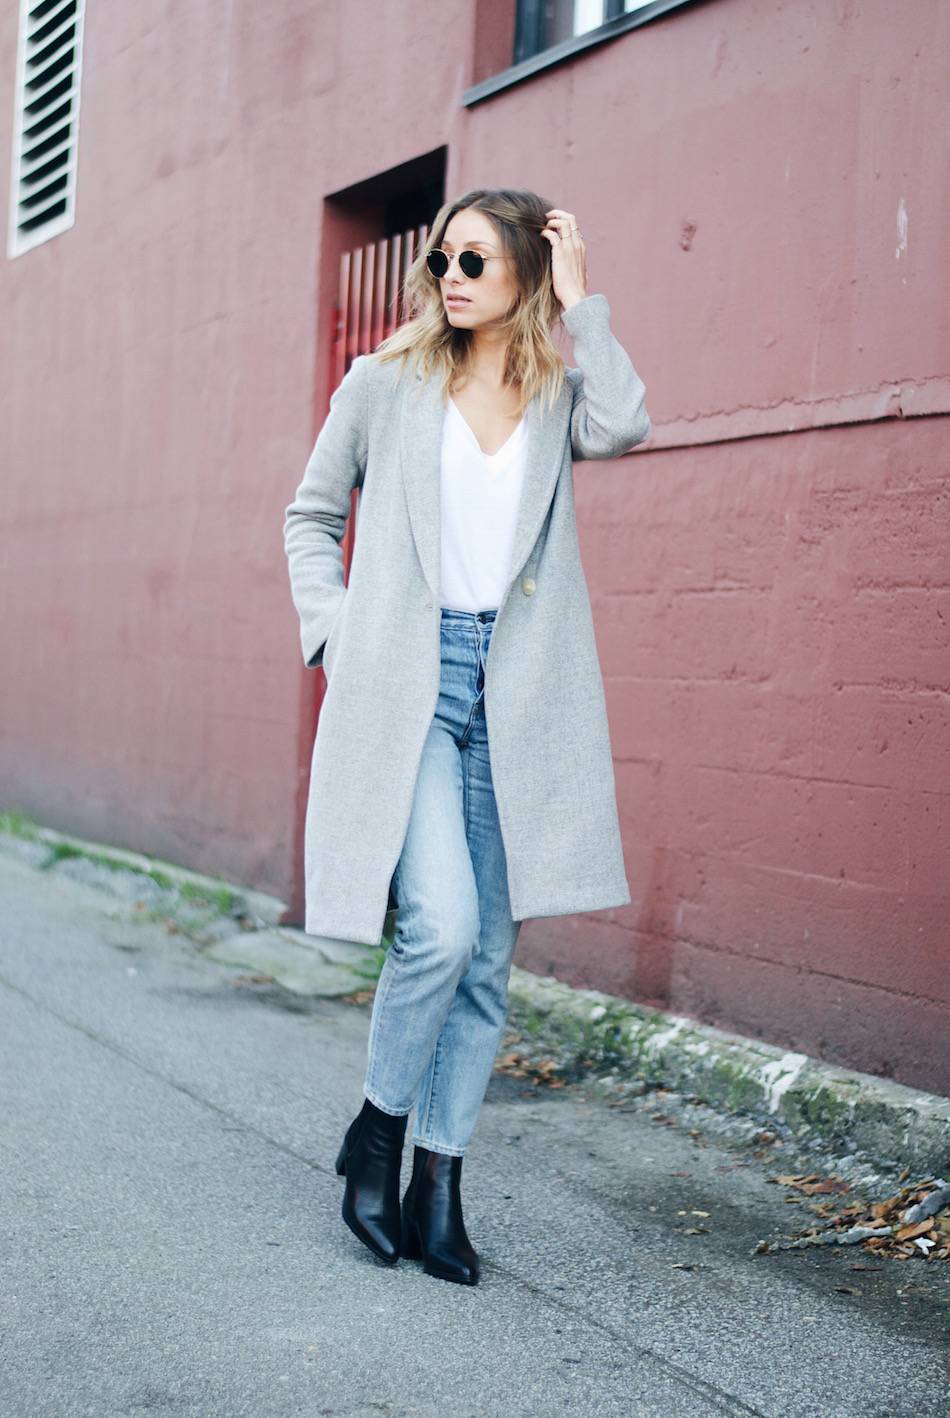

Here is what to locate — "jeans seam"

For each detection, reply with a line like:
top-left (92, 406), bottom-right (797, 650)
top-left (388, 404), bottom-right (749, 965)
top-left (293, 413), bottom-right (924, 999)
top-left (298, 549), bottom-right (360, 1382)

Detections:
top-left (364, 953), bottom-right (403, 1103)
top-left (416, 1028), bottom-right (442, 1139)
top-left (462, 735), bottom-right (472, 842)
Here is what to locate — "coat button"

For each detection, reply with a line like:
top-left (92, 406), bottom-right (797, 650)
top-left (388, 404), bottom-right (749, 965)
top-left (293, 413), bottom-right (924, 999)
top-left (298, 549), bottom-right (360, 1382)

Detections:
top-left (521, 577), bottom-right (536, 596)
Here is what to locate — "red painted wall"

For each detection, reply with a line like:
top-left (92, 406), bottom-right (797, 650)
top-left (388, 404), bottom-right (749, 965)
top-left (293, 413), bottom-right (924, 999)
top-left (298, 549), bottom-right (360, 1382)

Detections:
top-left (1, 0), bottom-right (946, 1091)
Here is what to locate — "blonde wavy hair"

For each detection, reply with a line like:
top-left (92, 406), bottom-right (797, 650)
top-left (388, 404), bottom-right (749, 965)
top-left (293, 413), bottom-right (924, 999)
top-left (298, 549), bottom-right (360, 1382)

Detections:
top-left (371, 188), bottom-right (569, 417)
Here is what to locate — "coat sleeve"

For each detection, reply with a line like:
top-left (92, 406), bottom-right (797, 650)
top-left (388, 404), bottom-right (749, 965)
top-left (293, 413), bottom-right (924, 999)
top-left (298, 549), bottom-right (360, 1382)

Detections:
top-left (283, 354), bottom-right (369, 669)
top-left (561, 293), bottom-right (652, 461)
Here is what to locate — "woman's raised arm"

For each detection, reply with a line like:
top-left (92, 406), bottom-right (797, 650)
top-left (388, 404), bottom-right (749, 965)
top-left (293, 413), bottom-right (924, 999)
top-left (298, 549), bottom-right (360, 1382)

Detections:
top-left (561, 294), bottom-right (651, 461)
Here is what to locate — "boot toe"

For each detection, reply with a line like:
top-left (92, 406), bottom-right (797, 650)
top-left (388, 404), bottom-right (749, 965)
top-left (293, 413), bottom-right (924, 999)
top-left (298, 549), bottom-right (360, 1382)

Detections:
top-left (342, 1200), bottom-right (400, 1264)
top-left (425, 1245), bottom-right (480, 1284)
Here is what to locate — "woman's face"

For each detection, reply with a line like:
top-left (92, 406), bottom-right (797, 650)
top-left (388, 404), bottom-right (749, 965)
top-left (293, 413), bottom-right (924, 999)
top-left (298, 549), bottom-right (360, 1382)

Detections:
top-left (436, 208), bottom-right (520, 332)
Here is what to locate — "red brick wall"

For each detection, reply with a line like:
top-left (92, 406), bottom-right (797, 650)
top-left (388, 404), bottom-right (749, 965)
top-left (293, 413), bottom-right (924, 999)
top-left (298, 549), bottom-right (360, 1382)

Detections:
top-left (516, 415), bottom-right (949, 1094)
top-left (1, 0), bottom-right (946, 1091)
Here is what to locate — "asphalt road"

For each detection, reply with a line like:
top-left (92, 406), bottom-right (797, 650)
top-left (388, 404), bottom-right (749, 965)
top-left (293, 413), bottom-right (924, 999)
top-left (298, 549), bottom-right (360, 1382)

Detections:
top-left (1, 849), bottom-right (947, 1418)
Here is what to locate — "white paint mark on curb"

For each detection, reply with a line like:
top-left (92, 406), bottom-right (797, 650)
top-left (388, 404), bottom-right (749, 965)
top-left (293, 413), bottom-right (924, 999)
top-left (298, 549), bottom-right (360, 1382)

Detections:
top-left (645, 1019), bottom-right (687, 1053)
top-left (760, 1052), bottom-right (810, 1114)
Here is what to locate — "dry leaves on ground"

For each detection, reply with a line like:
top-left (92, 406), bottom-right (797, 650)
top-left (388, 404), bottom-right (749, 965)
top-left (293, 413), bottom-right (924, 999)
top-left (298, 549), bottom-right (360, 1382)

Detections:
top-left (755, 1172), bottom-right (950, 1261)
top-left (495, 1049), bottom-right (569, 1088)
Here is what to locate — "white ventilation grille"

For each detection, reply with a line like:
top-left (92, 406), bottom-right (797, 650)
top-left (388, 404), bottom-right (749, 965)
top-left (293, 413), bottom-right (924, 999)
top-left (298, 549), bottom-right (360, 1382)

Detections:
top-left (8, 0), bottom-right (86, 258)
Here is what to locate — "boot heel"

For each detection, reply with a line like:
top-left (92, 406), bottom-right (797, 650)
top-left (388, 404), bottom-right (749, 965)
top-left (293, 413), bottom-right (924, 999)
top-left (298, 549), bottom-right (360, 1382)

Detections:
top-left (335, 1142), bottom-right (347, 1176)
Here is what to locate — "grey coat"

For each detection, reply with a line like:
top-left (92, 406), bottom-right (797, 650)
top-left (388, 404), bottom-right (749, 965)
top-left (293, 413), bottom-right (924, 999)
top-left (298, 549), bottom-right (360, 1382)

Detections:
top-left (283, 292), bottom-right (651, 944)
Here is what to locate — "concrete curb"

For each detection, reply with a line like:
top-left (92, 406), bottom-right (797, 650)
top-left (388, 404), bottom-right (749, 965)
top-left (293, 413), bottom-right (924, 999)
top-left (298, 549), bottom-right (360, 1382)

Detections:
top-left (0, 818), bottom-right (388, 999)
top-left (504, 967), bottom-right (950, 1176)
top-left (203, 927), bottom-right (383, 997)
top-left (5, 816), bottom-right (946, 1174)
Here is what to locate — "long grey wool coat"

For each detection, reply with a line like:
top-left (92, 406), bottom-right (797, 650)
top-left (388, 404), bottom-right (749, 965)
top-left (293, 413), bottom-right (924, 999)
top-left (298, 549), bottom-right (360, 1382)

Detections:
top-left (283, 292), bottom-right (651, 945)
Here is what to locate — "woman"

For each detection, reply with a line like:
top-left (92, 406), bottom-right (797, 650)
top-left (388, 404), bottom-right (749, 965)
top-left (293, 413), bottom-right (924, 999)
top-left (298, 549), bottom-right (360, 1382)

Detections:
top-left (283, 188), bottom-right (651, 1286)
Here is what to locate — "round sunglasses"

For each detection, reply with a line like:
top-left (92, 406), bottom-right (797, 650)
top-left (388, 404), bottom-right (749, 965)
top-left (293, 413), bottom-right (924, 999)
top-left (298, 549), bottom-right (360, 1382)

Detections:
top-left (426, 247), bottom-right (515, 280)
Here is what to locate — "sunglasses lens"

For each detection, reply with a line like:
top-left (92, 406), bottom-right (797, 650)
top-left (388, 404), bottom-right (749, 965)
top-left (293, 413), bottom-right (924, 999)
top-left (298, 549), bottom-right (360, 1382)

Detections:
top-left (426, 250), bottom-right (448, 278)
top-left (459, 250), bottom-right (484, 278)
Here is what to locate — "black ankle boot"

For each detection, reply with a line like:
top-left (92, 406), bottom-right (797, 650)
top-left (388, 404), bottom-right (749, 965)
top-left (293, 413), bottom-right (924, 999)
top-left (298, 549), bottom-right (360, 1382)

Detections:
top-left (400, 1144), bottom-right (480, 1285)
top-left (335, 1096), bottom-right (408, 1264)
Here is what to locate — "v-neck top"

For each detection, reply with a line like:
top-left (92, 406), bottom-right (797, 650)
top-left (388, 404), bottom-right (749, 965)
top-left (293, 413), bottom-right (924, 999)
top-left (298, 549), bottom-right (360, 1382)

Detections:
top-left (439, 397), bottom-right (529, 613)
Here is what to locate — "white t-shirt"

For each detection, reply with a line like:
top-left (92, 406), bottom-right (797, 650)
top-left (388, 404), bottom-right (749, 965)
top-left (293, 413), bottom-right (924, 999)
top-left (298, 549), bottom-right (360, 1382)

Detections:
top-left (439, 396), bottom-right (529, 612)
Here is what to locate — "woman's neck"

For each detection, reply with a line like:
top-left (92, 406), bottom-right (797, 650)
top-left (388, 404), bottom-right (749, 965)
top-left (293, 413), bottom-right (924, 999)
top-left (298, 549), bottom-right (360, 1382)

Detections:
top-left (465, 328), bottom-right (514, 391)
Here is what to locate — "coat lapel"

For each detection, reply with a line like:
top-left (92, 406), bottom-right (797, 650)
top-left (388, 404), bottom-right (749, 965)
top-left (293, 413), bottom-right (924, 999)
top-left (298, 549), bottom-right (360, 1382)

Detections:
top-left (398, 367), bottom-right (573, 604)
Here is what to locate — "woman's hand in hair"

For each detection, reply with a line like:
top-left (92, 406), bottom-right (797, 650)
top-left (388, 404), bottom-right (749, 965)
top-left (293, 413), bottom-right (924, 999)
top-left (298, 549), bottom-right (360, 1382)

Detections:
top-left (541, 209), bottom-right (589, 313)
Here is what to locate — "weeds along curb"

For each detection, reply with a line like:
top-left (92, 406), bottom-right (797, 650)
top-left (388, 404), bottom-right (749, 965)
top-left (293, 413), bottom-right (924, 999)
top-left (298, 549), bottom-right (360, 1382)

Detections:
top-left (505, 966), bottom-right (950, 1177)
top-left (0, 812), bottom-right (285, 932)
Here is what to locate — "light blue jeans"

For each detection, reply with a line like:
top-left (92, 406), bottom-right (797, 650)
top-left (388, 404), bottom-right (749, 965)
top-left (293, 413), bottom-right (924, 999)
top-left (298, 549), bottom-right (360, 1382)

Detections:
top-left (363, 606), bottom-right (523, 1156)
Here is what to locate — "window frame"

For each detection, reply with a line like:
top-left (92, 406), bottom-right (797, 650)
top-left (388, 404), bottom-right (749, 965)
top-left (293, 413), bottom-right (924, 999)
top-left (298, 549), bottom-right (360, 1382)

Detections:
top-left (463, 0), bottom-right (702, 108)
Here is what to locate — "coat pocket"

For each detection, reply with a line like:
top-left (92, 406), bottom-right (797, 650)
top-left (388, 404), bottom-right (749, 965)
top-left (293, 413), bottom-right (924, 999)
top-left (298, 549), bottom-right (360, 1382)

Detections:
top-left (322, 590), bottom-right (348, 678)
